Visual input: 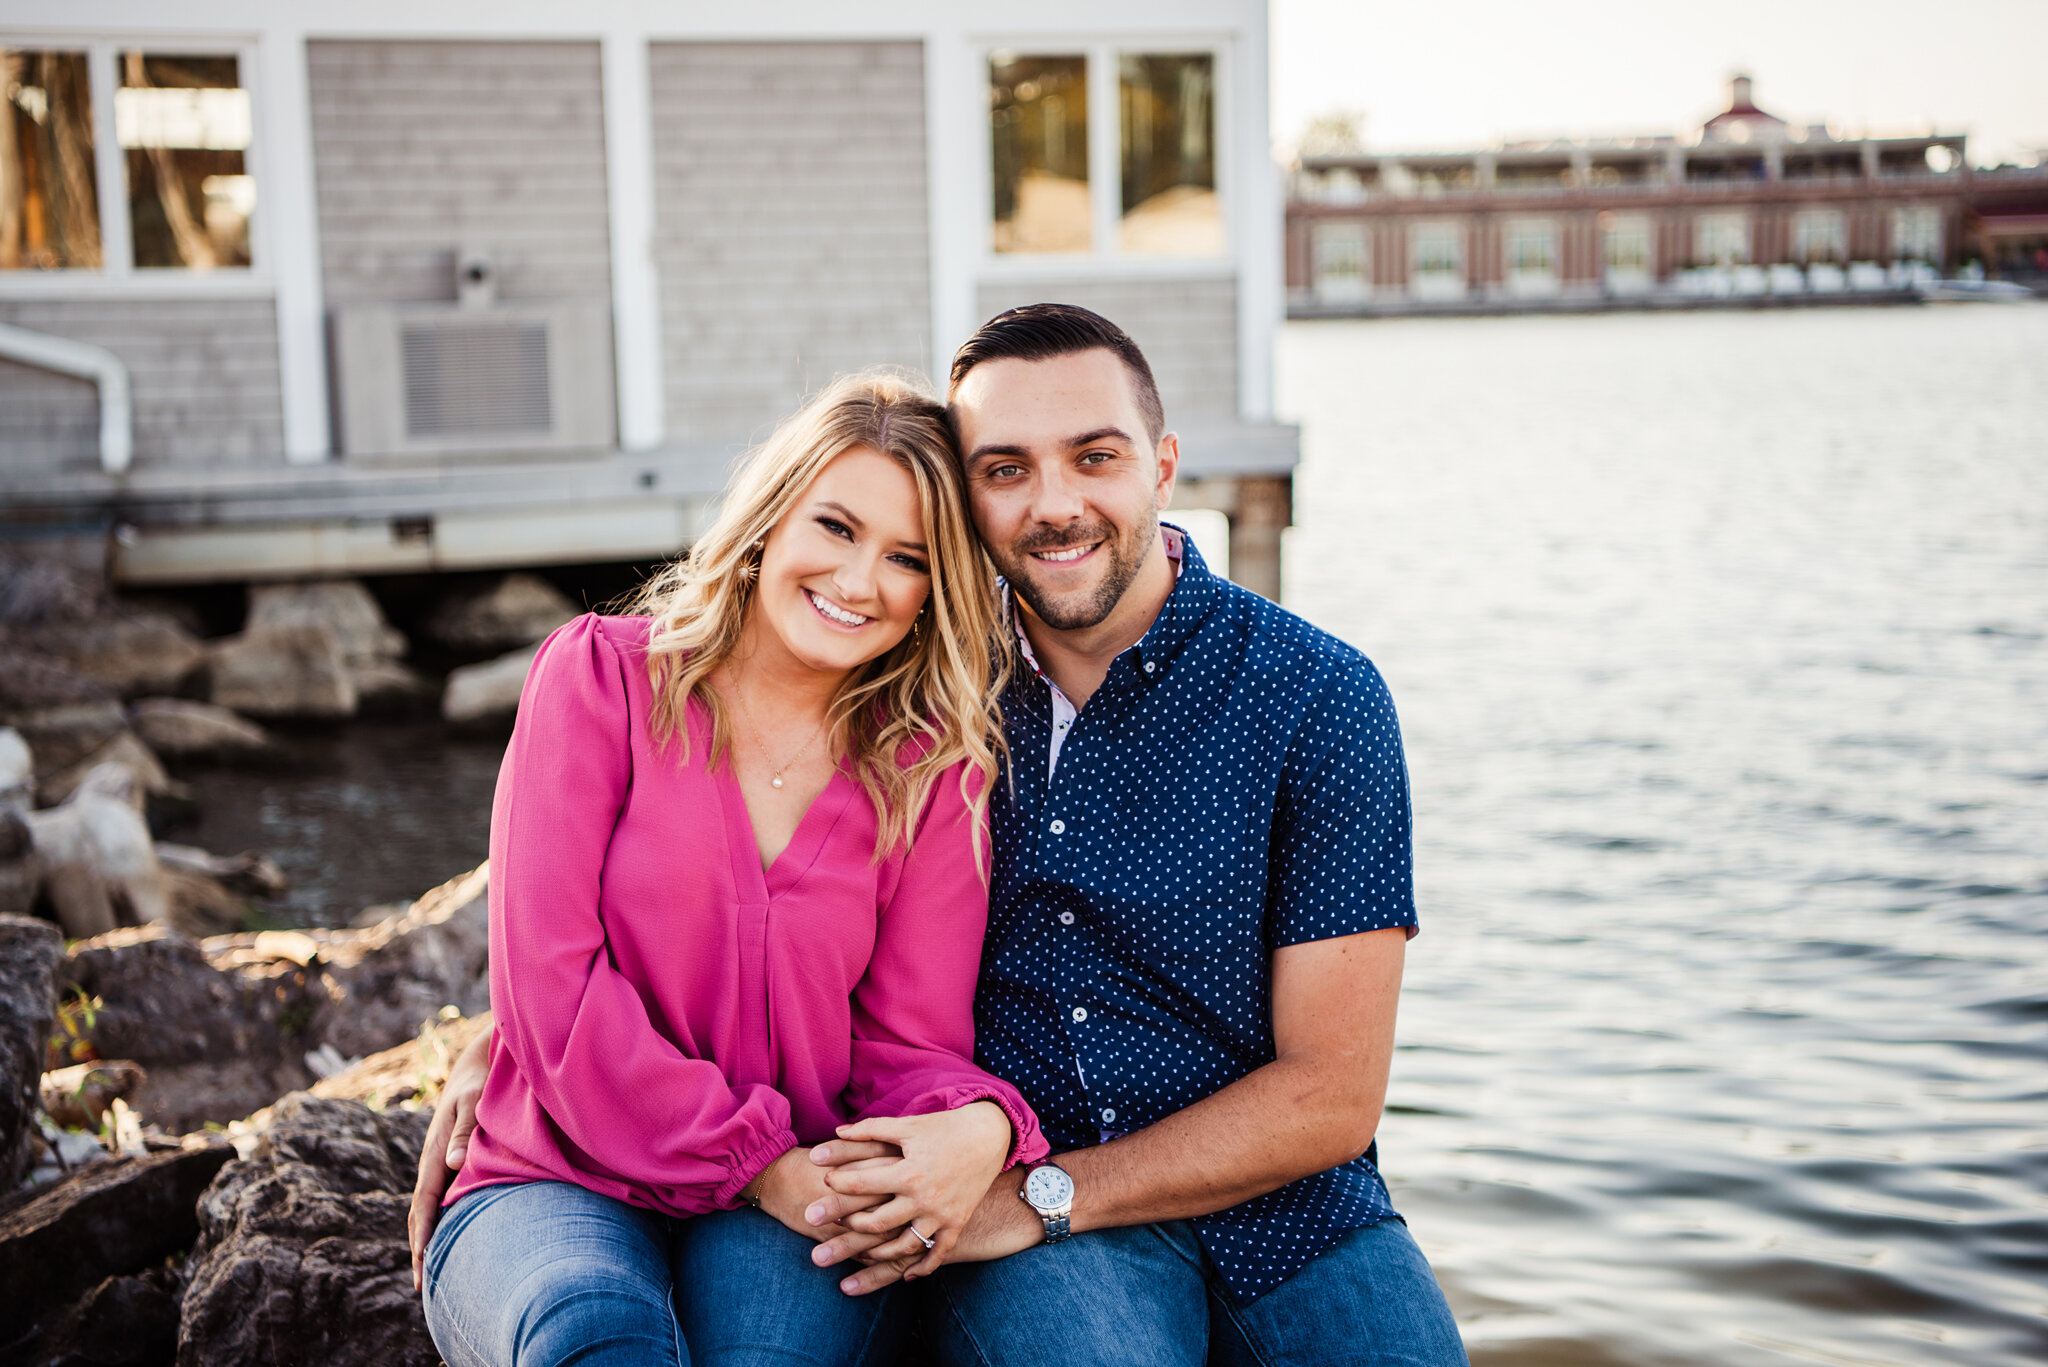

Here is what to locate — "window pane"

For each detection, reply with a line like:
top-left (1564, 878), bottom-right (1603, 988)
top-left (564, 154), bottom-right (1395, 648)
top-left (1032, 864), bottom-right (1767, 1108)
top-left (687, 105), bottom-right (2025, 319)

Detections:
top-left (1118, 54), bottom-right (1220, 256)
top-left (1, 50), bottom-right (102, 270)
top-left (990, 54), bottom-right (1089, 255)
top-left (119, 52), bottom-right (252, 270)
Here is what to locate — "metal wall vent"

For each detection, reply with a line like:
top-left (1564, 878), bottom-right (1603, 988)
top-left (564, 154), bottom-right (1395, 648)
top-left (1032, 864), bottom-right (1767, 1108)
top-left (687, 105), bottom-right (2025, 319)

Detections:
top-left (332, 300), bottom-right (614, 457)
top-left (400, 320), bottom-right (553, 437)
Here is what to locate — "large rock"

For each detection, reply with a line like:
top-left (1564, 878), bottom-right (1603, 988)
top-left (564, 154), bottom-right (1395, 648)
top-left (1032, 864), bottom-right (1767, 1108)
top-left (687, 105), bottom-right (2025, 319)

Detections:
top-left (180, 1095), bottom-right (438, 1367)
top-left (55, 865), bottom-right (490, 1132)
top-left (0, 554), bottom-right (206, 697)
top-left (0, 647), bottom-right (129, 776)
top-left (1, 723), bottom-right (34, 811)
top-left (0, 808), bottom-right (39, 918)
top-left (1, 914), bottom-right (65, 1189)
top-left (442, 641), bottom-right (539, 725)
top-left (27, 772), bottom-right (170, 939)
top-left (41, 729), bottom-right (184, 809)
top-left (58, 925), bottom-right (318, 1133)
top-left (423, 572), bottom-right (578, 653)
top-left (209, 625), bottom-right (357, 720)
top-left (0, 1140), bottom-right (233, 1333)
top-left (308, 864), bottom-right (490, 1059)
top-left (14, 1266), bottom-right (185, 1367)
top-left (130, 699), bottom-right (272, 761)
top-left (245, 581), bottom-right (405, 670)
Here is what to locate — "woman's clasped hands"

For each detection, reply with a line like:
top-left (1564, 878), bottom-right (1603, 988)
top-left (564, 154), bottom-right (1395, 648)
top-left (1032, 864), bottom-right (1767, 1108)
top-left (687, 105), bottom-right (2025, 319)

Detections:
top-left (789, 1101), bottom-right (1013, 1291)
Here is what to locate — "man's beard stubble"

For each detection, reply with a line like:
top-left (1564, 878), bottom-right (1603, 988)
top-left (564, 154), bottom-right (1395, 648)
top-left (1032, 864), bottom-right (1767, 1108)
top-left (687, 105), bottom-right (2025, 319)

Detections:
top-left (1000, 508), bottom-right (1159, 632)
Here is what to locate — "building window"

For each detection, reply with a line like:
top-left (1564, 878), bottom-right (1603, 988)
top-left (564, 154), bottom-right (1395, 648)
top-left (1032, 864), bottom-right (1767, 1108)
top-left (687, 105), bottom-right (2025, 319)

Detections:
top-left (1311, 221), bottom-right (1368, 303)
top-left (1892, 205), bottom-right (1942, 262)
top-left (1118, 54), bottom-right (1219, 255)
top-left (1, 42), bottom-right (255, 279)
top-left (1409, 221), bottom-right (1464, 299)
top-left (118, 52), bottom-right (252, 270)
top-left (1694, 212), bottom-right (1749, 265)
top-left (1, 48), bottom-right (102, 269)
top-left (990, 53), bottom-right (1090, 255)
top-left (1603, 217), bottom-right (1652, 273)
top-left (1505, 219), bottom-right (1560, 297)
top-left (988, 45), bottom-right (1225, 261)
top-left (1790, 209), bottom-right (1845, 264)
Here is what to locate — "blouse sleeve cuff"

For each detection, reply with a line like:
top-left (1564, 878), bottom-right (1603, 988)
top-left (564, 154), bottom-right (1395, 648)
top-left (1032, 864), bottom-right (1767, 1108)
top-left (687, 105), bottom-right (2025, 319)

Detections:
top-left (715, 1127), bottom-right (801, 1210)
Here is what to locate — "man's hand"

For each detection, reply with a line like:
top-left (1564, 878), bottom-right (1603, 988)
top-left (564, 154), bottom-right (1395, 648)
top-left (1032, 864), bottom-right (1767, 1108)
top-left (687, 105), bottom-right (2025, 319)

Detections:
top-left (802, 1102), bottom-right (1012, 1279)
top-left (409, 1028), bottom-right (491, 1291)
top-left (811, 1156), bottom-right (1043, 1296)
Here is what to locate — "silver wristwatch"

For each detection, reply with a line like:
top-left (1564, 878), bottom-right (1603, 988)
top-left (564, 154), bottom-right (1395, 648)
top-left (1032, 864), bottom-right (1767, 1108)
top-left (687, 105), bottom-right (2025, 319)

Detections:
top-left (1021, 1161), bottom-right (1075, 1243)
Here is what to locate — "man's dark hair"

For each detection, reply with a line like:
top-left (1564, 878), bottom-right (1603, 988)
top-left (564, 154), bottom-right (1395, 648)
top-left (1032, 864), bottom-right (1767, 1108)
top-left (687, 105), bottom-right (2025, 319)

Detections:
top-left (947, 303), bottom-right (1165, 445)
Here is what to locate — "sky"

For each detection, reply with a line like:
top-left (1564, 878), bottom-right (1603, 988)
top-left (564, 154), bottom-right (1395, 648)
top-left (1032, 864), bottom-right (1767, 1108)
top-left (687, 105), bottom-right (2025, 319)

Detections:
top-left (1271, 0), bottom-right (2048, 167)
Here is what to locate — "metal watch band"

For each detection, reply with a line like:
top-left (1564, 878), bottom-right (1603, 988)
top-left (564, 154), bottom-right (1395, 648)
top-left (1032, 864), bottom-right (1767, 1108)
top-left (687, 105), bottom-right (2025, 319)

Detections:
top-left (1041, 1209), bottom-right (1071, 1243)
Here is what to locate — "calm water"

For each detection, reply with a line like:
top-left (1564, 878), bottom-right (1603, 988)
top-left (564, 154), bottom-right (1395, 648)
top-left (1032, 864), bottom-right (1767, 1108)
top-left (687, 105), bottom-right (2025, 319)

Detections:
top-left (1279, 305), bottom-right (2048, 1367)
top-left (182, 304), bottom-right (2048, 1364)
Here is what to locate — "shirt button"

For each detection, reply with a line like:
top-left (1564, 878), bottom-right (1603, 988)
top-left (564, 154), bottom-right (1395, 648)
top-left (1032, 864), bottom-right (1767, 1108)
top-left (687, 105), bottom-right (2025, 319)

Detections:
top-left (1143, 661), bottom-right (1156, 674)
top-left (1071, 1007), bottom-right (1088, 1023)
top-left (1059, 911), bottom-right (1076, 925)
top-left (1101, 1107), bottom-right (1117, 1123)
top-left (1049, 819), bottom-right (1066, 835)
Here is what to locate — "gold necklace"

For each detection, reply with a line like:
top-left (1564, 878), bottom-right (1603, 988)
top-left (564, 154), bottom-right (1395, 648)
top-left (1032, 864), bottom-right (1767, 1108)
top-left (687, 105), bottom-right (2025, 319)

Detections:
top-left (728, 681), bottom-right (830, 790)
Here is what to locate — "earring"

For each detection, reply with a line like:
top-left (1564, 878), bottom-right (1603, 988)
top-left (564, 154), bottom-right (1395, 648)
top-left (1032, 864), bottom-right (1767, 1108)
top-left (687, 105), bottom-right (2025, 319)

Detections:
top-left (741, 539), bottom-right (763, 581)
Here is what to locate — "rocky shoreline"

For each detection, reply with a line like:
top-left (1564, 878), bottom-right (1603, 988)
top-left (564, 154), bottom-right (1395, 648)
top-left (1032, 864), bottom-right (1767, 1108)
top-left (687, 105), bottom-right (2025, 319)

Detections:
top-left (0, 555), bottom-right (577, 1365)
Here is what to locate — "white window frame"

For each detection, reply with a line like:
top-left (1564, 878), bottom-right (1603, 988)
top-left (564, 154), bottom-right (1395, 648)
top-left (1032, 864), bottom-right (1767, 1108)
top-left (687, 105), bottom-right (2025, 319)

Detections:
top-left (1790, 208), bottom-right (1846, 264)
top-left (975, 34), bottom-right (1235, 280)
top-left (1310, 219), bottom-right (1369, 303)
top-left (0, 29), bottom-right (272, 299)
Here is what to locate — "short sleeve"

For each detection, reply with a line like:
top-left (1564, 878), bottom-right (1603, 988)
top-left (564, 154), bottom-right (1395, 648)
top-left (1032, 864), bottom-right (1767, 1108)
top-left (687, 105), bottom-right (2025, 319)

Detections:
top-left (1266, 652), bottom-right (1418, 948)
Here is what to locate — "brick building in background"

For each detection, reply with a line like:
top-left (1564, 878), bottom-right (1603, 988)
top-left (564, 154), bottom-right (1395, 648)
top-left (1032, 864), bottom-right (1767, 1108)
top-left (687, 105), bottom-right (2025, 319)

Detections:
top-left (1287, 75), bottom-right (2048, 316)
top-left (0, 2), bottom-right (1296, 598)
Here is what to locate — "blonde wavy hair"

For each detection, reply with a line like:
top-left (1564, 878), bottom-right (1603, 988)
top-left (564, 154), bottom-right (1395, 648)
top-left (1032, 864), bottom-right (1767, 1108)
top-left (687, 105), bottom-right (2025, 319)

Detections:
top-left (628, 370), bottom-right (1007, 857)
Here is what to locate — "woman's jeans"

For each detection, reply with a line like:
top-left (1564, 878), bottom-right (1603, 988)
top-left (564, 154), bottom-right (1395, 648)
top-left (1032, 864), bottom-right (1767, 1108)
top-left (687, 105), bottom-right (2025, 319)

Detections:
top-left (422, 1181), bottom-right (905, 1367)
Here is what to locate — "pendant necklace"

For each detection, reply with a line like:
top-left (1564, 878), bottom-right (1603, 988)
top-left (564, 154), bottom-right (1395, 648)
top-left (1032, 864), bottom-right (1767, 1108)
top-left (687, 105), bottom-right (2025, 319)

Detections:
top-left (730, 681), bottom-right (830, 789)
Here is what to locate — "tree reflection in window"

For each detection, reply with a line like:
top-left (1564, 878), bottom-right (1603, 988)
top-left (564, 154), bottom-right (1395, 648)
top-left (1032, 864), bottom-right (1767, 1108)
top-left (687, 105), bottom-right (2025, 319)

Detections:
top-left (1119, 54), bottom-right (1220, 256)
top-left (990, 54), bottom-right (1089, 255)
top-left (118, 52), bottom-right (252, 270)
top-left (1, 50), bottom-right (102, 270)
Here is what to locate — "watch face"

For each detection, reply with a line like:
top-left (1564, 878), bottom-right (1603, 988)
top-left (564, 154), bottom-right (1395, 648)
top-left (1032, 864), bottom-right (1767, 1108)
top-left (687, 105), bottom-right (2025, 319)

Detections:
top-left (1025, 1164), bottom-right (1074, 1211)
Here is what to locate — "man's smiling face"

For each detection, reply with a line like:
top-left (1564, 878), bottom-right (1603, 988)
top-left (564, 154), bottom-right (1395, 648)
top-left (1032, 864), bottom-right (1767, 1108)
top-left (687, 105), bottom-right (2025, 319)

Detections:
top-left (952, 349), bottom-right (1178, 631)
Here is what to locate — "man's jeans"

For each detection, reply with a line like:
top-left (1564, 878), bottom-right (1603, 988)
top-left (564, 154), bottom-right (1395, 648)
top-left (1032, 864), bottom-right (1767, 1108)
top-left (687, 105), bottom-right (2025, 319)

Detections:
top-left (922, 1217), bottom-right (1468, 1367)
top-left (422, 1180), bottom-right (905, 1367)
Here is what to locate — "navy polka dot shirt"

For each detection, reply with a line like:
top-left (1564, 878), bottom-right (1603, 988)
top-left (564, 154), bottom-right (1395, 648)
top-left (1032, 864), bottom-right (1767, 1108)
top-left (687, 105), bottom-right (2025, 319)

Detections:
top-left (978, 530), bottom-right (1420, 1305)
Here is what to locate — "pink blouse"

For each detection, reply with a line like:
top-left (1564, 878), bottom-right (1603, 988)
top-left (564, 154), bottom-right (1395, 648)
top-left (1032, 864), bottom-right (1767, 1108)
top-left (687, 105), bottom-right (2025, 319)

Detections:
top-left (448, 614), bottom-right (1046, 1216)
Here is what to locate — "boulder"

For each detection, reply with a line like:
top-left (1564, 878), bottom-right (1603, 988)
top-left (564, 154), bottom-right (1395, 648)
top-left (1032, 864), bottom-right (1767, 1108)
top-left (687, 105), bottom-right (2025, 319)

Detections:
top-left (129, 699), bottom-right (272, 762)
top-left (159, 865), bottom-right (251, 939)
top-left (0, 555), bottom-right (206, 698)
top-left (41, 729), bottom-right (185, 809)
top-left (442, 641), bottom-right (539, 725)
top-left (155, 844), bottom-right (288, 901)
top-left (1, 914), bottom-right (65, 1189)
top-left (27, 773), bottom-right (170, 939)
top-left (307, 864), bottom-right (490, 1060)
top-left (13, 1267), bottom-right (185, 1367)
top-left (245, 580), bottom-right (406, 670)
top-left (54, 866), bottom-right (490, 1132)
top-left (58, 926), bottom-right (318, 1133)
top-left (0, 808), bottom-right (40, 918)
top-left (41, 613), bottom-right (208, 700)
top-left (179, 1095), bottom-right (438, 1367)
top-left (209, 625), bottom-right (357, 720)
top-left (423, 572), bottom-right (578, 653)
top-left (0, 647), bottom-right (129, 776)
top-left (348, 657), bottom-right (434, 713)
top-left (0, 1139), bottom-right (232, 1333)
top-left (41, 1057), bottom-right (148, 1131)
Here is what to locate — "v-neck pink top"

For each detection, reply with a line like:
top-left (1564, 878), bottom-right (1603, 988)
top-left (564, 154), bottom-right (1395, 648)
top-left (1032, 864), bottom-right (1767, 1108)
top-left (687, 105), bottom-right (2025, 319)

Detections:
top-left (448, 613), bottom-right (1046, 1217)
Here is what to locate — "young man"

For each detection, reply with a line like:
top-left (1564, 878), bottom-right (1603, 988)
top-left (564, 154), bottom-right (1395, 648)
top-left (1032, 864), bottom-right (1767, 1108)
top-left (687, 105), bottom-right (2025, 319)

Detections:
top-left (410, 306), bottom-right (1466, 1366)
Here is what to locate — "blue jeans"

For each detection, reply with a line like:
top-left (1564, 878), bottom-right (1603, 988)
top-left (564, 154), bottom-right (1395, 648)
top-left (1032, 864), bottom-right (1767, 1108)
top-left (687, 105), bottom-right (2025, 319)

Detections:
top-left (422, 1181), bottom-right (906, 1367)
top-left (922, 1217), bottom-right (1467, 1367)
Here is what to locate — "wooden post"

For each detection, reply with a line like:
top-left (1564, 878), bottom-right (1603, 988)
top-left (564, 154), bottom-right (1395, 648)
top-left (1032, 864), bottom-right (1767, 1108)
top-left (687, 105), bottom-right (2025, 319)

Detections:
top-left (1228, 474), bottom-right (1291, 603)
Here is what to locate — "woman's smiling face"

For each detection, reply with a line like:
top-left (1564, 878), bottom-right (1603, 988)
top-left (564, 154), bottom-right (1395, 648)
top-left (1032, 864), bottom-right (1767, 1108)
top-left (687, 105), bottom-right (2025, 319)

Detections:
top-left (748, 444), bottom-right (933, 679)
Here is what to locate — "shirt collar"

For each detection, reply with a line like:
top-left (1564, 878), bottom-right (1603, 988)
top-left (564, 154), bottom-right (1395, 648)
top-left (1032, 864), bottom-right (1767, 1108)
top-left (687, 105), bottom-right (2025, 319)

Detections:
top-left (1005, 522), bottom-right (1222, 692)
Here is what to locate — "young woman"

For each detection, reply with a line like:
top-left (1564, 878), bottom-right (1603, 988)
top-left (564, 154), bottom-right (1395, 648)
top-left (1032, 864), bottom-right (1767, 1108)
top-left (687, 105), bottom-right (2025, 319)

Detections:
top-left (418, 372), bottom-right (1046, 1367)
